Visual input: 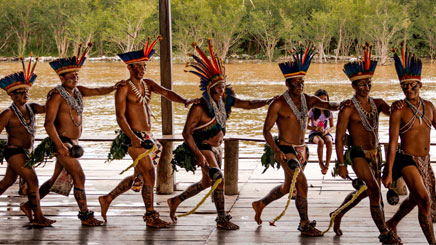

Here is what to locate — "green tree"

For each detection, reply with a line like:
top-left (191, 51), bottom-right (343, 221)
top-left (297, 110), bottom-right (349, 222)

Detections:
top-left (364, 0), bottom-right (405, 64)
top-left (247, 0), bottom-right (286, 62)
top-left (0, 0), bottom-right (41, 56)
top-left (172, 0), bottom-right (212, 56)
top-left (207, 0), bottom-right (246, 61)
top-left (101, 0), bottom-right (158, 53)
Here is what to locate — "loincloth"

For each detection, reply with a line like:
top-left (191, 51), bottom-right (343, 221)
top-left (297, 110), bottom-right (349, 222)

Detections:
top-left (261, 136), bottom-right (309, 173)
top-left (345, 145), bottom-right (382, 176)
top-left (277, 143), bottom-right (309, 169)
top-left (3, 147), bottom-right (29, 162)
top-left (392, 150), bottom-right (436, 218)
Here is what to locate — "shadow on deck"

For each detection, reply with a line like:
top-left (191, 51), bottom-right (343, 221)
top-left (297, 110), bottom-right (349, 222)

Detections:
top-left (0, 141), bottom-right (433, 244)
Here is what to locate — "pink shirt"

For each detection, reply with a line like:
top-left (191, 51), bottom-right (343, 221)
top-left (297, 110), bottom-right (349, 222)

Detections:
top-left (308, 109), bottom-right (333, 135)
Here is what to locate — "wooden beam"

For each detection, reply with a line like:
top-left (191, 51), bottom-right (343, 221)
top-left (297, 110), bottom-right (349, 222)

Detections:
top-left (224, 139), bottom-right (239, 195)
top-left (157, 0), bottom-right (174, 194)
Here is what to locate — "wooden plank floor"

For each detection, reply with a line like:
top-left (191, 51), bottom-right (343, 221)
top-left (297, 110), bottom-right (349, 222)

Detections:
top-left (0, 150), bottom-right (433, 244)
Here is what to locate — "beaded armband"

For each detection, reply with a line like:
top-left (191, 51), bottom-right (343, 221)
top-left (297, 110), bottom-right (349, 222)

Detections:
top-left (215, 214), bottom-right (232, 224)
top-left (78, 210), bottom-right (94, 221)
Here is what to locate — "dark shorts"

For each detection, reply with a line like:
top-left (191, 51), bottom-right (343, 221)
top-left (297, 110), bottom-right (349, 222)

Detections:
top-left (4, 148), bottom-right (27, 162)
top-left (392, 151), bottom-right (417, 180)
top-left (197, 143), bottom-right (212, 151)
top-left (308, 132), bottom-right (332, 143)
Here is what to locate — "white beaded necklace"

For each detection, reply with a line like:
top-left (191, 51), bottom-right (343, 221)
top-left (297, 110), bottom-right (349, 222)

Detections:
top-left (283, 90), bottom-right (308, 131)
top-left (211, 98), bottom-right (227, 128)
top-left (10, 103), bottom-right (36, 135)
top-left (129, 80), bottom-right (150, 105)
top-left (56, 85), bottom-right (83, 127)
top-left (352, 95), bottom-right (379, 142)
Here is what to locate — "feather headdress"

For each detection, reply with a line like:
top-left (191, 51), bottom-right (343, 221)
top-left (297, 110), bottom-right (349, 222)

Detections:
top-left (50, 42), bottom-right (92, 75)
top-left (343, 42), bottom-right (377, 82)
top-left (279, 42), bottom-right (316, 79)
top-left (185, 39), bottom-right (234, 117)
top-left (0, 54), bottom-right (38, 94)
top-left (391, 42), bottom-right (422, 83)
top-left (118, 35), bottom-right (162, 64)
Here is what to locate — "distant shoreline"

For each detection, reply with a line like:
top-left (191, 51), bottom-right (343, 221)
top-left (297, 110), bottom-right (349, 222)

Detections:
top-left (0, 55), bottom-right (434, 65)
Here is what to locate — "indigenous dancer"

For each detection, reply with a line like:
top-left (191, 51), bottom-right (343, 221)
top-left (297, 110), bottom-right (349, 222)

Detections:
top-left (251, 43), bottom-right (340, 236)
top-left (0, 57), bottom-right (55, 227)
top-left (382, 45), bottom-right (436, 243)
top-left (23, 43), bottom-right (124, 226)
top-left (307, 89), bottom-right (334, 175)
top-left (99, 35), bottom-right (197, 228)
top-left (333, 43), bottom-right (401, 244)
top-left (167, 40), bottom-right (275, 230)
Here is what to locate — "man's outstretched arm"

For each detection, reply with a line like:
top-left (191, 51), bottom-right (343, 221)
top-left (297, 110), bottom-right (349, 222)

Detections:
top-left (233, 96), bottom-right (277, 110)
top-left (78, 80), bottom-right (126, 97)
top-left (309, 94), bottom-right (340, 111)
top-left (147, 79), bottom-right (198, 107)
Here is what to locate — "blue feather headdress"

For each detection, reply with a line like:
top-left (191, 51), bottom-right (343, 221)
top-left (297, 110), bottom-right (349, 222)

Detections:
top-left (118, 35), bottom-right (162, 64)
top-left (185, 39), bottom-right (234, 117)
top-left (50, 42), bottom-right (92, 75)
top-left (391, 42), bottom-right (422, 83)
top-left (0, 54), bottom-right (38, 94)
top-left (343, 42), bottom-right (377, 82)
top-left (279, 42), bottom-right (316, 79)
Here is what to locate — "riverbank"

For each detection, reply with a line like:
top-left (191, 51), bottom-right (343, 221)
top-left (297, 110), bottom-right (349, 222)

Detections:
top-left (1, 55), bottom-right (434, 65)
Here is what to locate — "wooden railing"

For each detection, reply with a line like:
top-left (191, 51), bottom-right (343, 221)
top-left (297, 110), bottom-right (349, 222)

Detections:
top-left (4, 136), bottom-right (436, 195)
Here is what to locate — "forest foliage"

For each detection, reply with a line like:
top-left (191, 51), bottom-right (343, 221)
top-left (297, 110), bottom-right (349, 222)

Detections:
top-left (0, 0), bottom-right (435, 63)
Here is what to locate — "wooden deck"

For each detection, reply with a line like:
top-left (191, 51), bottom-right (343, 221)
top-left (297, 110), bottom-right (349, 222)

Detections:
top-left (0, 150), bottom-right (432, 244)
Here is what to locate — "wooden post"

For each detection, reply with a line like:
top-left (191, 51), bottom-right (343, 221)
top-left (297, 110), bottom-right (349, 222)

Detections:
top-left (157, 0), bottom-right (174, 194)
top-left (224, 139), bottom-right (239, 195)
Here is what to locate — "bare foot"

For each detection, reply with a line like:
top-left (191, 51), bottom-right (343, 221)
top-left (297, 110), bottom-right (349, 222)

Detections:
top-left (330, 211), bottom-right (343, 236)
top-left (33, 216), bottom-right (56, 227)
top-left (252, 200), bottom-right (265, 225)
top-left (386, 219), bottom-right (397, 234)
top-left (20, 202), bottom-right (33, 222)
top-left (98, 195), bottom-right (112, 222)
top-left (167, 197), bottom-right (180, 223)
top-left (81, 217), bottom-right (104, 226)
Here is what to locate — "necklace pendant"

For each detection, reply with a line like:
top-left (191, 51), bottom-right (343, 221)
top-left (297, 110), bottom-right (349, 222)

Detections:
top-left (419, 117), bottom-right (422, 125)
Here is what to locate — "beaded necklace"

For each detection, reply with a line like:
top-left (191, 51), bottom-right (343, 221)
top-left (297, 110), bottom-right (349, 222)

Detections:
top-left (211, 98), bottom-right (227, 128)
top-left (129, 80), bottom-right (150, 105)
top-left (283, 90), bottom-right (308, 131)
top-left (56, 85), bottom-right (83, 127)
top-left (10, 103), bottom-right (36, 135)
top-left (352, 95), bottom-right (379, 142)
top-left (400, 97), bottom-right (432, 134)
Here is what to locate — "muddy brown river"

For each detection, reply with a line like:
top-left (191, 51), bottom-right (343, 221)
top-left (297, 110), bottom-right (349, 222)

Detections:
top-left (1, 61), bottom-right (435, 157)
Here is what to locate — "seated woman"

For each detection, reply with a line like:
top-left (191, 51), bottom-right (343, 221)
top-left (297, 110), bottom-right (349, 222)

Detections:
top-left (307, 89), bottom-right (334, 175)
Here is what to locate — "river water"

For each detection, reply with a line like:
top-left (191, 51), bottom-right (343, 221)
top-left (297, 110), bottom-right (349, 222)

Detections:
top-left (1, 61), bottom-right (435, 157)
